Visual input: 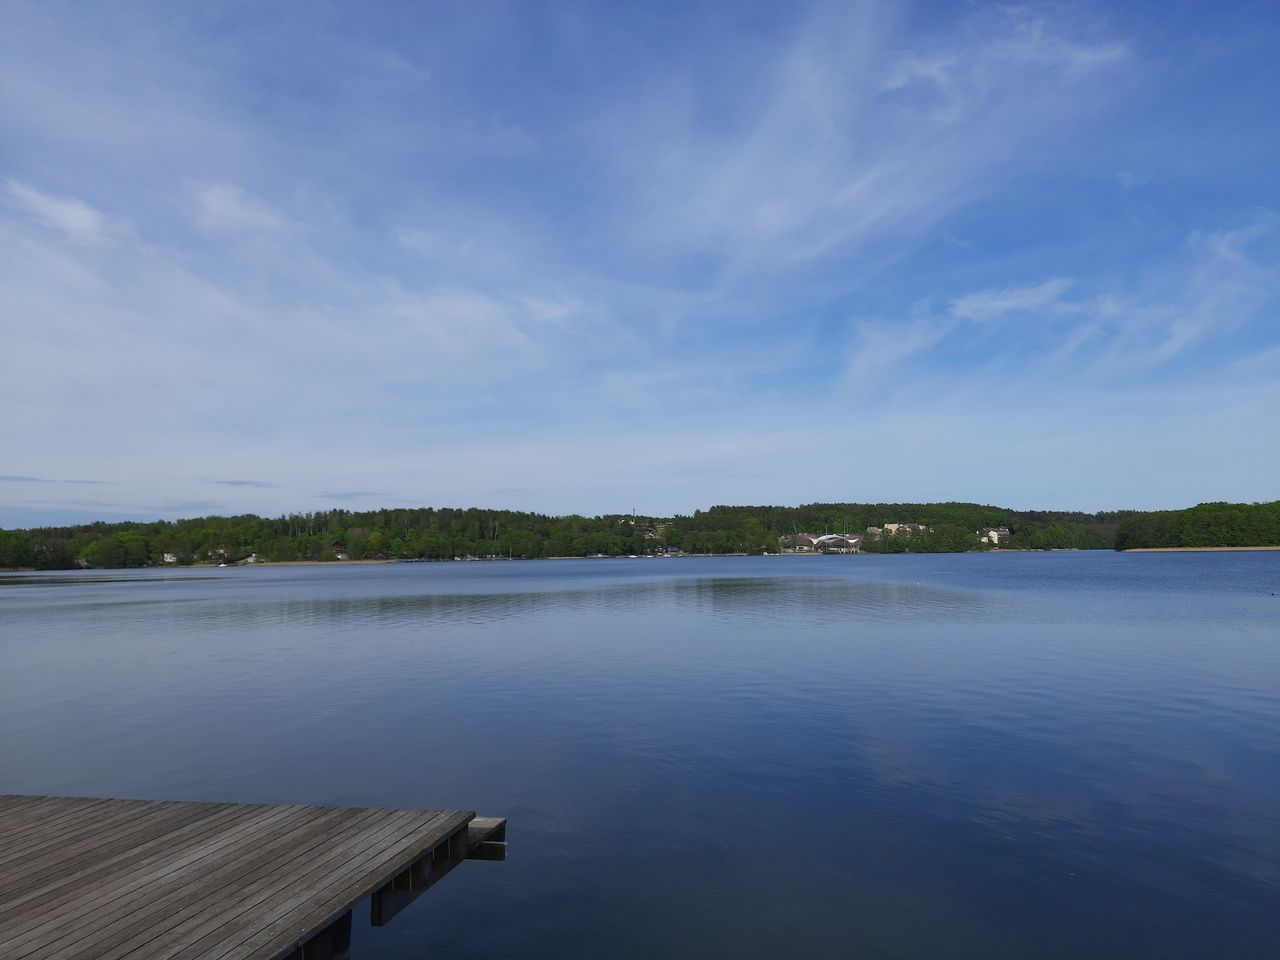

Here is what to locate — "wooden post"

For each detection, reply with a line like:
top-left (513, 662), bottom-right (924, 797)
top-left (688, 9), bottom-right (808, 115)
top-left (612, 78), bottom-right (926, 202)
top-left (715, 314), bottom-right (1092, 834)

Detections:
top-left (290, 908), bottom-right (351, 960)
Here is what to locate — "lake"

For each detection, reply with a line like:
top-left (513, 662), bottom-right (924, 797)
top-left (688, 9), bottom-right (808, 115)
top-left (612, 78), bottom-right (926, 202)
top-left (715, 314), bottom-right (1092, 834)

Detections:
top-left (1, 553), bottom-right (1277, 958)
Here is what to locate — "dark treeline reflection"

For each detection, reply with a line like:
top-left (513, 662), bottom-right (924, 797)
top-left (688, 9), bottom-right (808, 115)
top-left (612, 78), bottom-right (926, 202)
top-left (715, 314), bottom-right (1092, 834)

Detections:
top-left (8, 574), bottom-right (996, 631)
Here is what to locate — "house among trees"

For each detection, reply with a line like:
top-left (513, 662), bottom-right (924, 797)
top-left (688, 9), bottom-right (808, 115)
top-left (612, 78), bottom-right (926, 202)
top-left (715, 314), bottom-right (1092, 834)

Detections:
top-left (779, 534), bottom-right (817, 552)
top-left (882, 523), bottom-right (930, 537)
top-left (978, 526), bottom-right (1011, 545)
top-left (868, 523), bottom-right (930, 540)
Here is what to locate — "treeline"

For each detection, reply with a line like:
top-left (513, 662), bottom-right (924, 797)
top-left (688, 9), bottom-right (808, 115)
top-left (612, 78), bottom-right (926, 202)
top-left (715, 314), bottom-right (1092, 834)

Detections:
top-left (0, 508), bottom-right (648, 570)
top-left (0, 501), bottom-right (1150, 570)
top-left (1114, 501), bottom-right (1280, 549)
top-left (676, 503), bottom-right (1127, 554)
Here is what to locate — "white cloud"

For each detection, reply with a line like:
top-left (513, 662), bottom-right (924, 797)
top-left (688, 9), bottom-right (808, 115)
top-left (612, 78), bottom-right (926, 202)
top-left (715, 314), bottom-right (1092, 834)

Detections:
top-left (395, 227), bottom-right (442, 256)
top-left (1092, 219), bottom-right (1279, 368)
top-left (4, 179), bottom-right (123, 242)
top-left (837, 218), bottom-right (1280, 389)
top-left (844, 316), bottom-right (953, 388)
top-left (991, 9), bottom-right (1129, 73)
top-left (599, 3), bottom-right (1130, 285)
top-left (0, 2), bottom-right (1274, 521)
top-left (950, 278), bottom-right (1075, 323)
top-left (192, 182), bottom-right (285, 235)
top-left (394, 289), bottom-right (534, 355)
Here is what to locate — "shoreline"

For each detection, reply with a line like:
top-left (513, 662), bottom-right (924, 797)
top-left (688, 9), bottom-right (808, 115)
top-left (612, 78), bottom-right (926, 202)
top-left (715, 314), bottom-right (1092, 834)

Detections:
top-left (7, 547), bottom-right (1280, 573)
top-left (1120, 546), bottom-right (1280, 553)
top-left (247, 558), bottom-right (396, 566)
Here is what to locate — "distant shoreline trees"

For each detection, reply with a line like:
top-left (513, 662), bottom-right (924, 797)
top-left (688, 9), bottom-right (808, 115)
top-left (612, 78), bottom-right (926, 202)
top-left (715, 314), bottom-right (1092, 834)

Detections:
top-left (0, 500), bottom-right (1275, 570)
top-left (1113, 501), bottom-right (1280, 550)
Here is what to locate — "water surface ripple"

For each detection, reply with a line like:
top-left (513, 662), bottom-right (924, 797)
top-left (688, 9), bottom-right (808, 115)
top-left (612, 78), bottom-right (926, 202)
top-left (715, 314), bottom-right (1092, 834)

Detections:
top-left (1, 553), bottom-right (1277, 958)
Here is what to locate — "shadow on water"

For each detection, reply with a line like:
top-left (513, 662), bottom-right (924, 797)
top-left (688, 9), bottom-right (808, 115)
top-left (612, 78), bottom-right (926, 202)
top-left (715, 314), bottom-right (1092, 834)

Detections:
top-left (0, 573), bottom-right (226, 587)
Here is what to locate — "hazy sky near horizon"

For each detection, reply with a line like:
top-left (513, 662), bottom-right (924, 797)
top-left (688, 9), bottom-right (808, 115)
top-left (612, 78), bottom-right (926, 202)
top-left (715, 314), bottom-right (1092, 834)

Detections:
top-left (2, 1), bottom-right (1278, 527)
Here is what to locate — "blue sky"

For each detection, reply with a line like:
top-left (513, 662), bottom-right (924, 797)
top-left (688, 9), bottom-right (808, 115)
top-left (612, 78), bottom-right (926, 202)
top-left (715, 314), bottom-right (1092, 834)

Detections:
top-left (1, 1), bottom-right (1278, 527)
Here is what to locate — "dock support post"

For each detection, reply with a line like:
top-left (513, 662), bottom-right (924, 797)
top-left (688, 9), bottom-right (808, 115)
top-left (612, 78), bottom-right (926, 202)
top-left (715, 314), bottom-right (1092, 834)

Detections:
top-left (370, 816), bottom-right (506, 927)
top-left (289, 908), bottom-right (352, 959)
top-left (371, 826), bottom-right (469, 926)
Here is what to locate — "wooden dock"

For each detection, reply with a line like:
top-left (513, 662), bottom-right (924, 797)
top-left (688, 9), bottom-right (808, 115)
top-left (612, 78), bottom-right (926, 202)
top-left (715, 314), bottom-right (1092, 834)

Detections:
top-left (0, 794), bottom-right (507, 960)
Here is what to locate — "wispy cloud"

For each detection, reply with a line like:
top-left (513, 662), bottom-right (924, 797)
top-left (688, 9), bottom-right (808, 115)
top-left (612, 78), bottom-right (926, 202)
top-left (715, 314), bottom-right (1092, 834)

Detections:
top-left (844, 317), bottom-right (954, 389)
top-left (0, 474), bottom-right (52, 483)
top-left (1064, 220), bottom-right (1279, 373)
top-left (191, 182), bottom-right (285, 236)
top-left (4, 180), bottom-right (124, 242)
top-left (843, 217), bottom-right (1280, 390)
top-left (950, 279), bottom-right (1075, 323)
top-left (598, 4), bottom-right (1130, 288)
top-left (0, 1), bottom-right (1275, 519)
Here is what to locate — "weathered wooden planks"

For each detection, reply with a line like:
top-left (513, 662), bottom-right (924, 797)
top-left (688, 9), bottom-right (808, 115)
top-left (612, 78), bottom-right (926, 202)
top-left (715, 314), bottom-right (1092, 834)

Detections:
top-left (0, 794), bottom-right (505, 960)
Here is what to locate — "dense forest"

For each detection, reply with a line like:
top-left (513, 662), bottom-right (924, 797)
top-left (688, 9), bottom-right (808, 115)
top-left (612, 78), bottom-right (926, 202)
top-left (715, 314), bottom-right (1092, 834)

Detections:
top-left (1113, 501), bottom-right (1280, 550)
top-left (0, 500), bottom-right (1175, 569)
top-left (0, 500), bottom-right (1275, 570)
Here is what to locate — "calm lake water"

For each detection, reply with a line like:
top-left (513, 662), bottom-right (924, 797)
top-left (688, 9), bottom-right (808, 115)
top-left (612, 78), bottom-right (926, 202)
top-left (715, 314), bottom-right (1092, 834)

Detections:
top-left (2, 553), bottom-right (1278, 958)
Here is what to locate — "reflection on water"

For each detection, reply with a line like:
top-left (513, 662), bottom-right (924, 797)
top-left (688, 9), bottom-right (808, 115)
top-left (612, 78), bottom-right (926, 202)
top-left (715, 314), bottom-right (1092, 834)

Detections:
top-left (0, 573), bottom-right (226, 587)
top-left (0, 554), bottom-right (1277, 959)
top-left (0, 570), bottom-right (996, 630)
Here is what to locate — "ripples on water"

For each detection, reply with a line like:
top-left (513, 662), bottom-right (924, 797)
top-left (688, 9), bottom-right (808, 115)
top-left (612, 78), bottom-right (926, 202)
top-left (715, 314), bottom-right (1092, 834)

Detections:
top-left (1, 554), bottom-right (1277, 958)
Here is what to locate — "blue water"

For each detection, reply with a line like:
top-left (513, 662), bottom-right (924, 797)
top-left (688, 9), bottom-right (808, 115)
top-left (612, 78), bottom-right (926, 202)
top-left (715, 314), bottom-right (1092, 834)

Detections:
top-left (1, 553), bottom-right (1277, 958)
